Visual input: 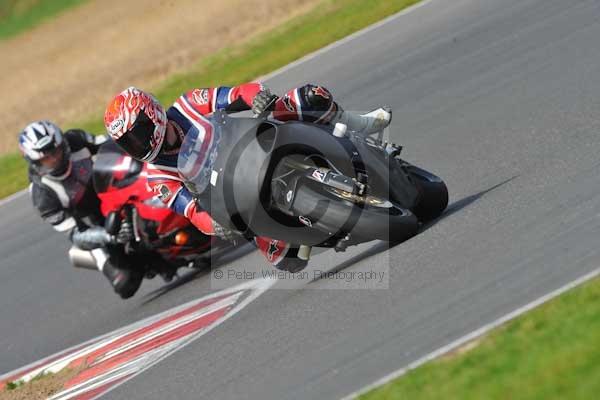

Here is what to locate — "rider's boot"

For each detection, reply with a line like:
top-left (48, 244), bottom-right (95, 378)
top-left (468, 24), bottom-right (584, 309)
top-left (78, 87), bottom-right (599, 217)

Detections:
top-left (331, 106), bottom-right (392, 135)
top-left (102, 260), bottom-right (143, 299)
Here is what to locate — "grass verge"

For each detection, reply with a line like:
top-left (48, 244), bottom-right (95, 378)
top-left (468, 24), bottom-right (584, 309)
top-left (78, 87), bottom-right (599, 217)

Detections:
top-left (0, 0), bottom-right (88, 39)
top-left (0, 0), bottom-right (421, 200)
top-left (359, 276), bottom-right (600, 400)
top-left (0, 153), bottom-right (28, 199)
top-left (76, 0), bottom-right (421, 134)
top-left (0, 367), bottom-right (82, 400)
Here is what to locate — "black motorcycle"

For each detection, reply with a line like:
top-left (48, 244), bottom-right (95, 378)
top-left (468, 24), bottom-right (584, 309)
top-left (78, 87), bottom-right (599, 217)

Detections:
top-left (177, 107), bottom-right (448, 267)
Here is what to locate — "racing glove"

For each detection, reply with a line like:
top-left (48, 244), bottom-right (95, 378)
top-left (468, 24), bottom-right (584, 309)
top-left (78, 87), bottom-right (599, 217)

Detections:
top-left (252, 87), bottom-right (278, 115)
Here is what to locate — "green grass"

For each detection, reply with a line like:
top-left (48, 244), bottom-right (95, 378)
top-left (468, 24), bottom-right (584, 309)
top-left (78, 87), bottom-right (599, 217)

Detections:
top-left (0, 0), bottom-right (88, 39)
top-left (75, 0), bottom-right (421, 134)
top-left (360, 276), bottom-right (600, 400)
top-left (3, 380), bottom-right (22, 391)
top-left (158, 0), bottom-right (421, 99)
top-left (1, 0), bottom-right (420, 198)
top-left (0, 153), bottom-right (28, 199)
top-left (3, 371), bottom-right (50, 391)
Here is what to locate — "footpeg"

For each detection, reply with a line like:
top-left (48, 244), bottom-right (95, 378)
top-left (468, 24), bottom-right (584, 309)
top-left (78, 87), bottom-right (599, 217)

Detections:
top-left (334, 234), bottom-right (351, 252)
top-left (384, 142), bottom-right (402, 158)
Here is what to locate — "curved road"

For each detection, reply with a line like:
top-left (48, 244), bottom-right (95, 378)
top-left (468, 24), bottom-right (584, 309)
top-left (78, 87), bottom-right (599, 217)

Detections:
top-left (2, 0), bottom-right (600, 398)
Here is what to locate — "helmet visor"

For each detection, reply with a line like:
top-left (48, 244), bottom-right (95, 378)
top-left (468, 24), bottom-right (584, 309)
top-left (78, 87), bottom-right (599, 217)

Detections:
top-left (115, 111), bottom-right (156, 161)
top-left (32, 145), bottom-right (66, 175)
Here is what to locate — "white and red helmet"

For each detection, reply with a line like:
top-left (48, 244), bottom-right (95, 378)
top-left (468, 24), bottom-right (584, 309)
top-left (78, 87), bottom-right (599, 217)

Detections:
top-left (104, 87), bottom-right (167, 162)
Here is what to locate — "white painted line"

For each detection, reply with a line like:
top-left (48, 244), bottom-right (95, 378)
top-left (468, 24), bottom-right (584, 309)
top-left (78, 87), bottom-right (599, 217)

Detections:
top-left (0, 278), bottom-right (272, 385)
top-left (51, 341), bottom-right (182, 400)
top-left (48, 366), bottom-right (136, 400)
top-left (340, 266), bottom-right (600, 400)
top-left (0, 328), bottom-right (128, 383)
top-left (4, 317), bottom-right (161, 384)
top-left (95, 293), bottom-right (242, 363)
top-left (258, 0), bottom-right (434, 82)
top-left (74, 277), bottom-right (277, 400)
top-left (6, 277), bottom-right (277, 399)
top-left (0, 189), bottom-right (27, 207)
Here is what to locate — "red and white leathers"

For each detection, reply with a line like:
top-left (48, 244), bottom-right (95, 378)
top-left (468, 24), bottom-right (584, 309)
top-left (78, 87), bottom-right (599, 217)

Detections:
top-left (143, 83), bottom-right (340, 269)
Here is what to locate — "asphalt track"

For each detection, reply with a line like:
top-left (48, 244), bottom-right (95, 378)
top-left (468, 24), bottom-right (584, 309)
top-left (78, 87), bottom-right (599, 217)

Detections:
top-left (2, 0), bottom-right (600, 398)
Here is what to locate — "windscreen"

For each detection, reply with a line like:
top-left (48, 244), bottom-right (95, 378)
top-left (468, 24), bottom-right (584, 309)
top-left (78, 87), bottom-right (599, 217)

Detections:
top-left (177, 120), bottom-right (221, 195)
top-left (93, 140), bottom-right (144, 193)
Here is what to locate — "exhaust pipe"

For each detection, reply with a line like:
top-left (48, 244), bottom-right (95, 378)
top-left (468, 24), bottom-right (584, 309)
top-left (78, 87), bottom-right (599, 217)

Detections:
top-left (68, 246), bottom-right (107, 271)
top-left (297, 245), bottom-right (312, 261)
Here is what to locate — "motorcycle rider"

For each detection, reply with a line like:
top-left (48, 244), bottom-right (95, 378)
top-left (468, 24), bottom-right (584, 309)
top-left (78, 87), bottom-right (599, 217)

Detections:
top-left (103, 83), bottom-right (391, 271)
top-left (18, 120), bottom-right (144, 298)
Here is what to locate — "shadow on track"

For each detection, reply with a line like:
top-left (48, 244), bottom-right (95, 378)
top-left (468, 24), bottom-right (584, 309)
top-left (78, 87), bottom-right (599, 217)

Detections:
top-left (419, 175), bottom-right (519, 233)
top-left (310, 176), bottom-right (519, 282)
top-left (140, 243), bottom-right (255, 304)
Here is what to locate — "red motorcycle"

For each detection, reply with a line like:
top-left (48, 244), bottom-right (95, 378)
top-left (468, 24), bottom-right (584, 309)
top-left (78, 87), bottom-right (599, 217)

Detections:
top-left (93, 141), bottom-right (232, 282)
